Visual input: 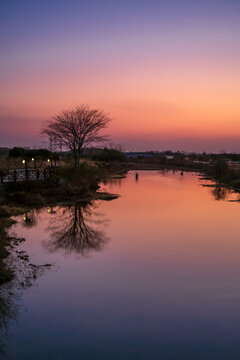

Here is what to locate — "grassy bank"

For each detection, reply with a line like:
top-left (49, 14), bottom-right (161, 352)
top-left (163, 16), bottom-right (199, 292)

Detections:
top-left (0, 206), bottom-right (28, 285)
top-left (0, 217), bottom-right (13, 284)
top-left (1, 160), bottom-right (127, 207)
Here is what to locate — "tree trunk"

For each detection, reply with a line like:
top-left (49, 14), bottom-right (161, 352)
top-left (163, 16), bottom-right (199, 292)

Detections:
top-left (74, 156), bottom-right (77, 169)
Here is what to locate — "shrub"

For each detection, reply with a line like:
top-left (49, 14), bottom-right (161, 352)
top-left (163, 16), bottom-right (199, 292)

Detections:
top-left (5, 191), bottom-right (45, 206)
top-left (91, 148), bottom-right (126, 162)
top-left (209, 159), bottom-right (230, 179)
top-left (56, 161), bottom-right (100, 194)
top-left (0, 206), bottom-right (10, 218)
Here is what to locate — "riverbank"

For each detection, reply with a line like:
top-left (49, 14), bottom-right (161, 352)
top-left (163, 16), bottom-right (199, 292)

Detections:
top-left (0, 207), bottom-right (27, 285)
top-left (127, 158), bottom-right (240, 194)
top-left (0, 217), bottom-right (13, 284)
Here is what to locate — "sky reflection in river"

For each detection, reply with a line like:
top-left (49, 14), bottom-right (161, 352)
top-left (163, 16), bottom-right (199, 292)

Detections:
top-left (3, 170), bottom-right (240, 359)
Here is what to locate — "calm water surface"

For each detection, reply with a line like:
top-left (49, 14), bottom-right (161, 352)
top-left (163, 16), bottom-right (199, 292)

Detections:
top-left (2, 170), bottom-right (240, 359)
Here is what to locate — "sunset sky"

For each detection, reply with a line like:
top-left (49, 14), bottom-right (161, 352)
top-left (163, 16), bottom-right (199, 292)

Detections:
top-left (1, 0), bottom-right (240, 152)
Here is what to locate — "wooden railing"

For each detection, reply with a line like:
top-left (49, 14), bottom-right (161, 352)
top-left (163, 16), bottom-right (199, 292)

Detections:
top-left (0, 168), bottom-right (51, 183)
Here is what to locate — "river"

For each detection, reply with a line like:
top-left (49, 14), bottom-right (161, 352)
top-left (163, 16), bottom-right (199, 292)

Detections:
top-left (1, 170), bottom-right (240, 359)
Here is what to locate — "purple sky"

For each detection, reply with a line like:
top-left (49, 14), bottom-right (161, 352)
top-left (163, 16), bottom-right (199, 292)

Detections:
top-left (1, 0), bottom-right (240, 151)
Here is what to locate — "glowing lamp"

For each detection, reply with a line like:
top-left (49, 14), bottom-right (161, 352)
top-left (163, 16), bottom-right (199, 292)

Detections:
top-left (22, 160), bottom-right (26, 164)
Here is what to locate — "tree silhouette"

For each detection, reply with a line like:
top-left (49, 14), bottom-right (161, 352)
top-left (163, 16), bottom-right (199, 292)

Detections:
top-left (42, 105), bottom-right (111, 168)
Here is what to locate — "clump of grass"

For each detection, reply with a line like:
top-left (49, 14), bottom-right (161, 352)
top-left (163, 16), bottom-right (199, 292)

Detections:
top-left (0, 217), bottom-right (14, 284)
top-left (5, 191), bottom-right (46, 206)
top-left (209, 159), bottom-right (230, 179)
top-left (231, 179), bottom-right (240, 189)
top-left (57, 160), bottom-right (100, 193)
top-left (0, 206), bottom-right (10, 218)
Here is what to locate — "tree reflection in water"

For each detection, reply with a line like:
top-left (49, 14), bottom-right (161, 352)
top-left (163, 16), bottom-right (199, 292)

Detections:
top-left (0, 202), bottom-right (105, 354)
top-left (45, 202), bottom-right (109, 256)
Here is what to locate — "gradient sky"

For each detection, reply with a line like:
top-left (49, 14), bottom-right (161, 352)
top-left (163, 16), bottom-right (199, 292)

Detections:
top-left (1, 0), bottom-right (240, 151)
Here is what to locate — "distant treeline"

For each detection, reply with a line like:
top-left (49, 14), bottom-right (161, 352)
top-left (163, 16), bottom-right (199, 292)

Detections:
top-left (8, 147), bottom-right (59, 160)
top-left (2, 147), bottom-right (240, 163)
top-left (88, 148), bottom-right (126, 162)
top-left (0, 148), bottom-right (10, 156)
top-left (5, 147), bottom-right (126, 162)
top-left (126, 150), bottom-right (240, 162)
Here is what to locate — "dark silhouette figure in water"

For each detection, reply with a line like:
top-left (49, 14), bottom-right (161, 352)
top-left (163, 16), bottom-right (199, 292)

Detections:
top-left (45, 203), bottom-right (108, 255)
top-left (135, 172), bottom-right (139, 182)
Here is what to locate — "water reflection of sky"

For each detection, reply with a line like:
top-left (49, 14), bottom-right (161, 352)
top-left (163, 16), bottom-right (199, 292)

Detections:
top-left (3, 171), bottom-right (240, 359)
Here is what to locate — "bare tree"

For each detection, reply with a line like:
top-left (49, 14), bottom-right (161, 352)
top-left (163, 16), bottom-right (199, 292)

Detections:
top-left (42, 105), bottom-right (111, 168)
